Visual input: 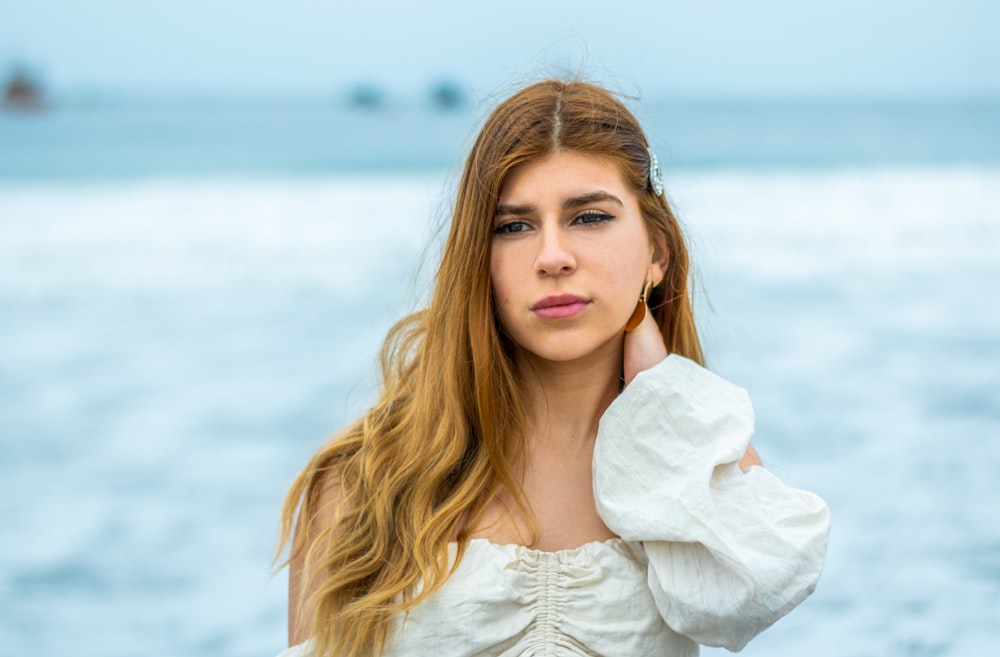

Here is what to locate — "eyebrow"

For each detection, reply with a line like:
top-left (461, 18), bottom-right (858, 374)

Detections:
top-left (496, 190), bottom-right (624, 216)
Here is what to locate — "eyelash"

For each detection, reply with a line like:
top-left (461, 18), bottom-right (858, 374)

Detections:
top-left (574, 211), bottom-right (615, 225)
top-left (493, 212), bottom-right (615, 235)
top-left (493, 221), bottom-right (530, 235)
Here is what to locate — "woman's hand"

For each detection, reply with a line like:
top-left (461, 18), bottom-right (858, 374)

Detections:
top-left (623, 307), bottom-right (668, 386)
top-left (623, 316), bottom-right (763, 469)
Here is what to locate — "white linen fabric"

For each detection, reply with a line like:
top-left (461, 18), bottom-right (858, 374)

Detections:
top-left (278, 355), bottom-right (830, 657)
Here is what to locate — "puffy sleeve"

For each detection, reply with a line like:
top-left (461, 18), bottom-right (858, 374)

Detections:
top-left (592, 355), bottom-right (830, 652)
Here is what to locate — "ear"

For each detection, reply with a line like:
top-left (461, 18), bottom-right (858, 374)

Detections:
top-left (649, 234), bottom-right (669, 286)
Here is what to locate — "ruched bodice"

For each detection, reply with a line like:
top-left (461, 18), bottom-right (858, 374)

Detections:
top-left (278, 356), bottom-right (830, 657)
top-left (390, 538), bottom-right (697, 656)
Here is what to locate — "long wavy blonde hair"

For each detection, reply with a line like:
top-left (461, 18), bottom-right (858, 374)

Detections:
top-left (277, 79), bottom-right (704, 657)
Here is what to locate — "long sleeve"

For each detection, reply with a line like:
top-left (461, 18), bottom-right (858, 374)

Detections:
top-left (592, 355), bottom-right (830, 652)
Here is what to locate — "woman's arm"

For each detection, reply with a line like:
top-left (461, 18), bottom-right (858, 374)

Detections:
top-left (624, 310), bottom-right (760, 468)
top-left (595, 350), bottom-right (829, 650)
top-left (288, 434), bottom-right (348, 646)
top-left (739, 441), bottom-right (763, 470)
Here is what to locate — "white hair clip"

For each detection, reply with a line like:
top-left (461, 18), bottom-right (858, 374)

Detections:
top-left (647, 147), bottom-right (664, 196)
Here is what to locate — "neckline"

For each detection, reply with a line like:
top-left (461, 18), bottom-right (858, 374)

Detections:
top-left (457, 536), bottom-right (626, 558)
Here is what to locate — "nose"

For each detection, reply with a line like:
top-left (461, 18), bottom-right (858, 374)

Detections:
top-left (534, 222), bottom-right (576, 276)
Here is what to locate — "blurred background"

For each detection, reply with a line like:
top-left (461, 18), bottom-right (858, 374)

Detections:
top-left (1, 1), bottom-right (998, 655)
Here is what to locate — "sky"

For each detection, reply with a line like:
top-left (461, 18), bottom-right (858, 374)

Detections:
top-left (1, 0), bottom-right (998, 102)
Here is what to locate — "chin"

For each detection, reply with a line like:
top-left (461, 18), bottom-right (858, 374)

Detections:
top-left (514, 331), bottom-right (624, 367)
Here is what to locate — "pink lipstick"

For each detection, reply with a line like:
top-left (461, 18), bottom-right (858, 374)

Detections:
top-left (531, 294), bottom-right (590, 319)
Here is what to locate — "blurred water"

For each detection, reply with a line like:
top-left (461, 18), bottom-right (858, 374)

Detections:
top-left (2, 101), bottom-right (998, 180)
top-left (0, 175), bottom-right (447, 655)
top-left (1, 105), bottom-right (999, 656)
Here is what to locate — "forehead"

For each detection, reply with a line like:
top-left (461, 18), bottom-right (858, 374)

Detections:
top-left (499, 151), bottom-right (632, 203)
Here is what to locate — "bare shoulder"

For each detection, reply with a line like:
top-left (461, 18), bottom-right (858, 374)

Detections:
top-left (300, 427), bottom-right (354, 538)
top-left (288, 427), bottom-right (352, 646)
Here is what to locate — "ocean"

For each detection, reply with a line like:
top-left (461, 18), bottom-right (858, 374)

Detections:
top-left (1, 99), bottom-right (998, 656)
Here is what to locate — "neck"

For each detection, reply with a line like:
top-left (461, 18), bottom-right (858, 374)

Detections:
top-left (514, 340), bottom-right (623, 453)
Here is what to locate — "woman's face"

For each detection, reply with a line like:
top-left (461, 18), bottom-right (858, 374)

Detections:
top-left (490, 150), bottom-right (663, 366)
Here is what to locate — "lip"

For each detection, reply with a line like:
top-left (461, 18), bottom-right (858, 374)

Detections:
top-left (531, 294), bottom-right (591, 319)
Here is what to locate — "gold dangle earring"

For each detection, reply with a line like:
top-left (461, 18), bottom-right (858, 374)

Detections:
top-left (624, 280), bottom-right (654, 332)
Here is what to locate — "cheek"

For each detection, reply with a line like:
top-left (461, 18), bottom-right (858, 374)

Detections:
top-left (490, 245), bottom-right (528, 302)
top-left (491, 290), bottom-right (519, 340)
top-left (489, 252), bottom-right (514, 323)
top-left (603, 235), bottom-right (653, 287)
top-left (489, 253), bottom-right (505, 303)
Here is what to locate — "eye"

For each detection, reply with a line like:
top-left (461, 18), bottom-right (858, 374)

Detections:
top-left (573, 211), bottom-right (615, 226)
top-left (493, 220), bottom-right (532, 235)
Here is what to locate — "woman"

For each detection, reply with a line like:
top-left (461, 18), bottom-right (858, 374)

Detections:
top-left (276, 79), bottom-right (830, 657)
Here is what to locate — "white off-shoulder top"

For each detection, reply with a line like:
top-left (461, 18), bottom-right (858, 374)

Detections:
top-left (278, 355), bottom-right (830, 657)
